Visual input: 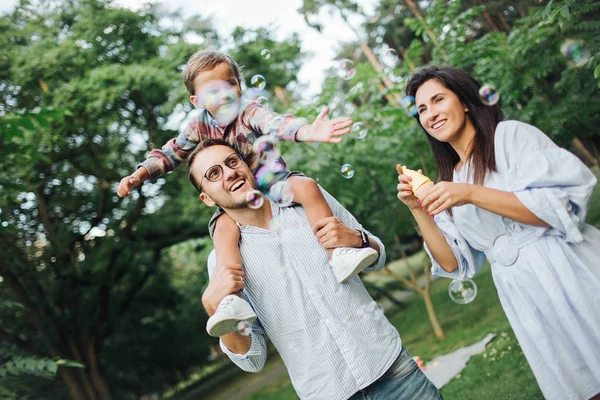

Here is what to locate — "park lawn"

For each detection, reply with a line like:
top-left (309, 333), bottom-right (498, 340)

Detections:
top-left (247, 264), bottom-right (543, 400)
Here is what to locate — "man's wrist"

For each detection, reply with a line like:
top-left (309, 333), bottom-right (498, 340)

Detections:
top-left (356, 229), bottom-right (369, 248)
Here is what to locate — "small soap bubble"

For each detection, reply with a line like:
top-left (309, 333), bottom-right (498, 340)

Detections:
top-left (268, 216), bottom-right (280, 231)
top-left (250, 74), bottom-right (266, 90)
top-left (401, 96), bottom-right (418, 117)
top-left (561, 40), bottom-right (590, 66)
top-left (256, 96), bottom-right (269, 108)
top-left (351, 122), bottom-right (368, 140)
top-left (357, 301), bottom-right (381, 320)
top-left (199, 80), bottom-right (240, 126)
top-left (479, 85), bottom-right (499, 106)
top-left (382, 48), bottom-right (398, 67)
top-left (269, 181), bottom-right (294, 206)
top-left (340, 164), bottom-right (355, 179)
top-left (260, 49), bottom-right (271, 60)
top-left (336, 59), bottom-right (356, 80)
top-left (246, 190), bottom-right (264, 209)
top-left (448, 278), bottom-right (478, 304)
top-left (253, 135), bottom-right (276, 156)
top-left (237, 320), bottom-right (253, 336)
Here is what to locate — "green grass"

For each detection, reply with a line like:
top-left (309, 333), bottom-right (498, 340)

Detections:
top-left (247, 265), bottom-right (543, 400)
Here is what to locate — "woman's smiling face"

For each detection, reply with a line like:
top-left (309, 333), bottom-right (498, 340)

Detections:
top-left (415, 78), bottom-right (472, 143)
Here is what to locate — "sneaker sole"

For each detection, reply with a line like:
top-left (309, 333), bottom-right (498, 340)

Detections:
top-left (336, 250), bottom-right (379, 283)
top-left (207, 312), bottom-right (257, 337)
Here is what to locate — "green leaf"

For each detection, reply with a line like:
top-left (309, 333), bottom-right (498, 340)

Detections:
top-left (594, 65), bottom-right (600, 79)
top-left (560, 5), bottom-right (570, 19)
top-left (45, 360), bottom-right (58, 374)
top-left (55, 359), bottom-right (85, 368)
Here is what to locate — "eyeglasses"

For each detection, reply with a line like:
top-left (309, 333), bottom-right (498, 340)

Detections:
top-left (199, 152), bottom-right (244, 190)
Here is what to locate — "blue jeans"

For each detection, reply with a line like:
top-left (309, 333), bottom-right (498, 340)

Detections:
top-left (349, 348), bottom-right (443, 400)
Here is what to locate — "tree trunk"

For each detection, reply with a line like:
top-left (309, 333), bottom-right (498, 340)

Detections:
top-left (572, 137), bottom-right (599, 168)
top-left (403, 0), bottom-right (440, 47)
top-left (392, 235), bottom-right (445, 339)
top-left (422, 290), bottom-right (446, 339)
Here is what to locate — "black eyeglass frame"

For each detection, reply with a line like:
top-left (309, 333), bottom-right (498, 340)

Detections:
top-left (198, 152), bottom-right (244, 191)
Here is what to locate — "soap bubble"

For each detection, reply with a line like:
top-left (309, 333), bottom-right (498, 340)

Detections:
top-left (268, 216), bottom-right (280, 231)
top-left (448, 278), bottom-right (477, 304)
top-left (269, 181), bottom-right (294, 205)
top-left (340, 164), bottom-right (355, 179)
top-left (255, 160), bottom-right (287, 194)
top-left (237, 320), bottom-right (253, 336)
top-left (197, 80), bottom-right (240, 126)
top-left (260, 49), bottom-right (271, 60)
top-left (357, 301), bottom-right (382, 320)
top-left (246, 190), bottom-right (264, 209)
top-left (256, 96), bottom-right (269, 108)
top-left (382, 48), bottom-right (398, 67)
top-left (479, 85), bottom-right (499, 106)
top-left (336, 59), bottom-right (356, 80)
top-left (253, 135), bottom-right (276, 157)
top-left (401, 96), bottom-right (418, 117)
top-left (561, 40), bottom-right (590, 66)
top-left (250, 74), bottom-right (266, 90)
top-left (352, 122), bottom-right (368, 140)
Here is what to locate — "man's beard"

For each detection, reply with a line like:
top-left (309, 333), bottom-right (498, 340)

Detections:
top-left (212, 172), bottom-right (260, 210)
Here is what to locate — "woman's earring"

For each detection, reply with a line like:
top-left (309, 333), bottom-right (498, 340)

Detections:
top-left (464, 108), bottom-right (469, 113)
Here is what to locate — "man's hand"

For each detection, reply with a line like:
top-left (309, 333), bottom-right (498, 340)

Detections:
top-left (295, 107), bottom-right (352, 143)
top-left (202, 264), bottom-right (246, 316)
top-left (314, 217), bottom-right (362, 249)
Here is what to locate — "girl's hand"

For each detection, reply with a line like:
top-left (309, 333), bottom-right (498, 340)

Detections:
top-left (420, 182), bottom-right (474, 216)
top-left (395, 164), bottom-right (422, 210)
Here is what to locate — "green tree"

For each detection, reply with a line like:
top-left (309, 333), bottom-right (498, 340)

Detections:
top-left (0, 1), bottom-right (217, 398)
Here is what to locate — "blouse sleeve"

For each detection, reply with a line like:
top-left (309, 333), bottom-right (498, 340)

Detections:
top-left (496, 121), bottom-right (597, 243)
top-left (425, 211), bottom-right (487, 280)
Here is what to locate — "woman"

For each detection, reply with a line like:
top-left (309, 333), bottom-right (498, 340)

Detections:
top-left (396, 65), bottom-right (600, 400)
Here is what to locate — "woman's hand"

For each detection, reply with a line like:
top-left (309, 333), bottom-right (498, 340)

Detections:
top-left (395, 164), bottom-right (421, 210)
top-left (420, 182), bottom-right (474, 216)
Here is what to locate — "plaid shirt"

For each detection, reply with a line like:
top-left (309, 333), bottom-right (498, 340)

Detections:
top-left (138, 100), bottom-right (307, 181)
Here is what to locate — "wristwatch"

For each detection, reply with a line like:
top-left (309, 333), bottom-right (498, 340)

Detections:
top-left (357, 230), bottom-right (370, 248)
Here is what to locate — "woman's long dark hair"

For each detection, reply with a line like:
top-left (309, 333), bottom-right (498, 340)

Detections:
top-left (406, 65), bottom-right (504, 185)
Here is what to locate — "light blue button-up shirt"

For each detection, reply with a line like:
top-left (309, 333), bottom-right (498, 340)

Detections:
top-left (208, 188), bottom-right (402, 400)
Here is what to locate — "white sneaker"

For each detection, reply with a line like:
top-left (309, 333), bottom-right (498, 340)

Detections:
top-left (206, 295), bottom-right (257, 337)
top-left (331, 247), bottom-right (378, 283)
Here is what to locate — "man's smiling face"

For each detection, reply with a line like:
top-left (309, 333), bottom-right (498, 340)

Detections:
top-left (189, 145), bottom-right (259, 210)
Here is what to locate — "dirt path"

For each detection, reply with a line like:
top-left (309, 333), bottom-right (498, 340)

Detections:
top-left (197, 353), bottom-right (290, 400)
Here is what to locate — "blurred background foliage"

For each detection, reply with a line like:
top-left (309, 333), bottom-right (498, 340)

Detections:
top-left (0, 0), bottom-right (598, 398)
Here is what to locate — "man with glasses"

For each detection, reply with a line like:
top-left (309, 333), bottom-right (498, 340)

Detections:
top-left (187, 139), bottom-right (442, 400)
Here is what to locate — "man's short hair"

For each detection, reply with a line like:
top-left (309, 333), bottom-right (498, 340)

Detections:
top-left (187, 139), bottom-right (252, 193)
top-left (183, 50), bottom-right (243, 96)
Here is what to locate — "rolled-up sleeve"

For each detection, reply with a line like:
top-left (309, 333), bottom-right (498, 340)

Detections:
top-left (242, 101), bottom-right (307, 142)
top-left (207, 250), bottom-right (268, 372)
top-left (138, 119), bottom-right (202, 181)
top-left (318, 188), bottom-right (387, 271)
top-left (496, 121), bottom-right (597, 244)
top-left (425, 211), bottom-right (486, 279)
top-left (219, 318), bottom-right (268, 373)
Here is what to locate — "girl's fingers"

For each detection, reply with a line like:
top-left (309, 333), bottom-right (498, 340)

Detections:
top-left (397, 174), bottom-right (412, 183)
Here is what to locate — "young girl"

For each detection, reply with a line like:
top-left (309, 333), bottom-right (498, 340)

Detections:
top-left (396, 65), bottom-right (600, 400)
top-left (118, 50), bottom-right (378, 337)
